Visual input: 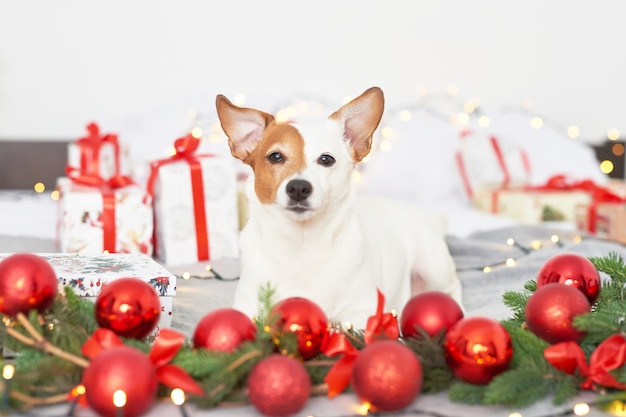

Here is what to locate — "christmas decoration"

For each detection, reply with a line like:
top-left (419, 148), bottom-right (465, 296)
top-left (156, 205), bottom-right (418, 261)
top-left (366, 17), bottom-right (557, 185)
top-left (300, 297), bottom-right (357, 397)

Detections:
top-left (444, 316), bottom-right (513, 385)
top-left (351, 339), bottom-right (423, 412)
top-left (525, 282), bottom-right (591, 344)
top-left (0, 253), bottom-right (58, 316)
top-left (193, 308), bottom-right (257, 352)
top-left (247, 354), bottom-right (311, 416)
top-left (82, 345), bottom-right (158, 417)
top-left (270, 297), bottom-right (329, 360)
top-left (399, 291), bottom-right (464, 339)
top-left (94, 277), bottom-right (161, 339)
top-left (536, 253), bottom-right (601, 304)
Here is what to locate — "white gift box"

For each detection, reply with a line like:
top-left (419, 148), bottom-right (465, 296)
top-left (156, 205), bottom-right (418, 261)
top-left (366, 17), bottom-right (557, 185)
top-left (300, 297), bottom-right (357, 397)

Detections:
top-left (56, 177), bottom-right (154, 255)
top-left (456, 131), bottom-right (531, 198)
top-left (66, 123), bottom-right (131, 181)
top-left (150, 155), bottom-right (240, 266)
top-left (0, 253), bottom-right (175, 341)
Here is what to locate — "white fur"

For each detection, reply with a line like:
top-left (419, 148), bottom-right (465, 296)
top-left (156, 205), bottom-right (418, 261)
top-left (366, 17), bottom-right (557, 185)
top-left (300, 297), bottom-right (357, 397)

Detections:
top-left (216, 89), bottom-right (462, 329)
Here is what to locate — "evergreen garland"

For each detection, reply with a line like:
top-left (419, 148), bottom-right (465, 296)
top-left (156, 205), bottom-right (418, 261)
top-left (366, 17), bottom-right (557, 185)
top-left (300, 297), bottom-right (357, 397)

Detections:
top-left (3, 252), bottom-right (626, 414)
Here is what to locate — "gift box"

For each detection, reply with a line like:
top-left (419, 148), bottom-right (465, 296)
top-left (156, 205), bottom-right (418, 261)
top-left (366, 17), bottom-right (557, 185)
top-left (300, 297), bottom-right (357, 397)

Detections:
top-left (0, 253), bottom-right (175, 341)
top-left (456, 131), bottom-right (531, 198)
top-left (56, 176), bottom-right (153, 255)
top-left (473, 186), bottom-right (593, 223)
top-left (67, 122), bottom-right (130, 180)
top-left (148, 134), bottom-right (240, 266)
top-left (576, 202), bottom-right (626, 244)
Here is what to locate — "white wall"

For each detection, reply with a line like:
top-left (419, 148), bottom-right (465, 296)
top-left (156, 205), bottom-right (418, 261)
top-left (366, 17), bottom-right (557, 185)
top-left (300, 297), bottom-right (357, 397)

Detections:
top-left (1, 0), bottom-right (625, 141)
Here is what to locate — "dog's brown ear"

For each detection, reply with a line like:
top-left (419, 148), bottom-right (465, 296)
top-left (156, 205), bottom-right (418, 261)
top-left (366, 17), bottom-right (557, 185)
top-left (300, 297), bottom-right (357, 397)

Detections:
top-left (215, 95), bottom-right (275, 162)
top-left (329, 87), bottom-right (384, 162)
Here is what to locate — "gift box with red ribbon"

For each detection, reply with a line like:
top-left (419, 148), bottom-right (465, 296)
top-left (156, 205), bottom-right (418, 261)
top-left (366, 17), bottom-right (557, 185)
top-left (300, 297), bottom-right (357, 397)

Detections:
top-left (472, 176), bottom-right (597, 223)
top-left (67, 122), bottom-right (130, 181)
top-left (575, 180), bottom-right (626, 243)
top-left (147, 134), bottom-right (239, 266)
top-left (0, 252), bottom-right (176, 341)
top-left (56, 176), bottom-right (154, 255)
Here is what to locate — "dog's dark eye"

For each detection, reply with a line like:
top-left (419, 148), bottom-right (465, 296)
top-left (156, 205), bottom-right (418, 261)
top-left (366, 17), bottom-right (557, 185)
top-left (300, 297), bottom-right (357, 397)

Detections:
top-left (267, 152), bottom-right (284, 164)
top-left (318, 154), bottom-right (336, 167)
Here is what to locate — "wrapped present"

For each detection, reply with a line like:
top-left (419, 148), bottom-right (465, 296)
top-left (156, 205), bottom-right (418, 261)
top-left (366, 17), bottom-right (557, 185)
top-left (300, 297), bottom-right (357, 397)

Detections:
top-left (575, 203), bottom-right (626, 243)
top-left (456, 130), bottom-right (531, 198)
top-left (67, 122), bottom-right (130, 180)
top-left (473, 186), bottom-right (593, 223)
top-left (0, 253), bottom-right (176, 341)
top-left (56, 176), bottom-right (153, 255)
top-left (147, 134), bottom-right (239, 266)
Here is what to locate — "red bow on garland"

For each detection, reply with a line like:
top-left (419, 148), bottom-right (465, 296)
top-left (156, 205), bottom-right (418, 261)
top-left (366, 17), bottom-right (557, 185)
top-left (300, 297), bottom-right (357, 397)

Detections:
top-left (81, 328), bottom-right (204, 395)
top-left (321, 289), bottom-right (399, 397)
top-left (544, 334), bottom-right (626, 390)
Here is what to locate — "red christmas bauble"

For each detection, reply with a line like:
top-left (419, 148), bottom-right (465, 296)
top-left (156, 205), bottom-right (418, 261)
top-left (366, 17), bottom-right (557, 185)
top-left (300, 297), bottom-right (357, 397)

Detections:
top-left (525, 282), bottom-right (590, 344)
top-left (0, 253), bottom-right (58, 316)
top-left (351, 339), bottom-right (422, 412)
top-left (94, 278), bottom-right (161, 339)
top-left (247, 354), bottom-right (311, 416)
top-left (193, 308), bottom-right (257, 352)
top-left (444, 316), bottom-right (513, 385)
top-left (400, 291), bottom-right (464, 339)
top-left (270, 297), bottom-right (329, 360)
top-left (537, 253), bottom-right (601, 305)
top-left (82, 345), bottom-right (158, 417)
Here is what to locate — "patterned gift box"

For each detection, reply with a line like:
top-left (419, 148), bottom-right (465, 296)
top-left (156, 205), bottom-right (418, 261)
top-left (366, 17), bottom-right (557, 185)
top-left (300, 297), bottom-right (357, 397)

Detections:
top-left (576, 202), bottom-right (626, 244)
top-left (56, 177), bottom-right (153, 255)
top-left (148, 135), bottom-right (239, 266)
top-left (0, 253), bottom-right (175, 341)
top-left (67, 122), bottom-right (131, 180)
top-left (473, 186), bottom-right (593, 223)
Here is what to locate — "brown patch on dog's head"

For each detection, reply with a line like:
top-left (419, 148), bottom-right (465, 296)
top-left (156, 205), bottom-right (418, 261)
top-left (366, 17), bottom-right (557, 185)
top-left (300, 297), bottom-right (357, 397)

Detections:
top-left (249, 123), bottom-right (306, 204)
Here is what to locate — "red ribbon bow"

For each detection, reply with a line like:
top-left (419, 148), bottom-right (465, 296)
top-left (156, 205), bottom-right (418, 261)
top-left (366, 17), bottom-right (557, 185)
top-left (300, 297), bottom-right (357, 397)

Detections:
top-left (321, 290), bottom-right (399, 397)
top-left (68, 122), bottom-right (121, 178)
top-left (146, 134), bottom-right (211, 261)
top-left (544, 334), bottom-right (626, 390)
top-left (80, 328), bottom-right (204, 395)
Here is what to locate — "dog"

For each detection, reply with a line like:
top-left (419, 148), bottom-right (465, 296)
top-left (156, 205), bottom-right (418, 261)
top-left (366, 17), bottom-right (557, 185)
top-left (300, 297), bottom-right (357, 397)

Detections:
top-left (215, 87), bottom-right (462, 329)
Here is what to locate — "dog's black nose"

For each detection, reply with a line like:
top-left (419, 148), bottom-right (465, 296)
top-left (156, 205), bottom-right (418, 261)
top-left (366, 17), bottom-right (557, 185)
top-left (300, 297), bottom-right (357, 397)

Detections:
top-left (286, 179), bottom-right (312, 202)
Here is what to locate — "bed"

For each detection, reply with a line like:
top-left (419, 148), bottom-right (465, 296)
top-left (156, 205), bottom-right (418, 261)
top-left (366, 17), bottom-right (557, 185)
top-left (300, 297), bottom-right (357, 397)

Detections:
top-left (0, 98), bottom-right (621, 417)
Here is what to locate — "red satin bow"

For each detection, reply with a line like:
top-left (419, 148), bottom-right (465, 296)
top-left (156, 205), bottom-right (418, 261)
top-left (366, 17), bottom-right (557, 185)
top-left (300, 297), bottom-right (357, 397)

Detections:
top-left (321, 290), bottom-right (399, 397)
top-left (531, 174), bottom-right (623, 203)
top-left (146, 134), bottom-right (211, 261)
top-left (69, 122), bottom-right (121, 178)
top-left (80, 328), bottom-right (204, 395)
top-left (544, 334), bottom-right (626, 390)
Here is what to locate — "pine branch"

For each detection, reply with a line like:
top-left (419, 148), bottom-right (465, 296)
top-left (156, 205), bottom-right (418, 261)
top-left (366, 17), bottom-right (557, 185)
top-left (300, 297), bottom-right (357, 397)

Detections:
top-left (483, 368), bottom-right (552, 407)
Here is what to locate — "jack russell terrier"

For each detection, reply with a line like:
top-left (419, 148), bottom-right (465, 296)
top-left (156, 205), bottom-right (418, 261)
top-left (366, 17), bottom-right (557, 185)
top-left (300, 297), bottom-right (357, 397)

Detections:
top-left (215, 87), bottom-right (462, 329)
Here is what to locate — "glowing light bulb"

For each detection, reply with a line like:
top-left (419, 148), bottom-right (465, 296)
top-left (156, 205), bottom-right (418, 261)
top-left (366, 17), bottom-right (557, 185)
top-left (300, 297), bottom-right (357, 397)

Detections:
top-left (530, 116), bottom-right (543, 129)
top-left (399, 110), bottom-right (412, 121)
top-left (483, 266), bottom-right (492, 273)
top-left (2, 364), bottom-right (15, 380)
top-left (380, 126), bottom-right (395, 139)
top-left (170, 388), bottom-right (186, 406)
top-left (50, 190), bottom-right (60, 201)
top-left (478, 116), bottom-right (490, 127)
top-left (190, 127), bottom-right (203, 138)
top-left (33, 182), bottom-right (45, 193)
top-left (567, 125), bottom-right (580, 139)
top-left (612, 143), bottom-right (625, 156)
top-left (550, 234), bottom-right (560, 244)
top-left (600, 160), bottom-right (614, 174)
top-left (505, 258), bottom-right (516, 267)
top-left (608, 128), bottom-right (620, 141)
top-left (182, 272), bottom-right (191, 280)
top-left (233, 93), bottom-right (246, 106)
top-left (379, 140), bottom-right (393, 152)
top-left (573, 402), bottom-right (590, 416)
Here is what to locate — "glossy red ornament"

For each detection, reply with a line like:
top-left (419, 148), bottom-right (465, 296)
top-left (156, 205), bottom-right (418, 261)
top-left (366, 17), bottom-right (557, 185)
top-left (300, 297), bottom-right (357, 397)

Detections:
top-left (444, 316), bottom-right (513, 385)
top-left (270, 297), bottom-right (329, 360)
top-left (82, 345), bottom-right (158, 417)
top-left (537, 253), bottom-right (601, 304)
top-left (400, 291), bottom-right (464, 339)
top-left (0, 253), bottom-right (58, 316)
top-left (525, 283), bottom-right (590, 344)
top-left (247, 354), bottom-right (311, 416)
top-left (193, 308), bottom-right (257, 352)
top-left (94, 278), bottom-right (161, 339)
top-left (351, 339), bottom-right (422, 412)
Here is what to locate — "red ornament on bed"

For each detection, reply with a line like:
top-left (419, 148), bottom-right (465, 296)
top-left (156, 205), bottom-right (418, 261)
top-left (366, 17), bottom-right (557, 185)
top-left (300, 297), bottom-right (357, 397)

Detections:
top-left (400, 291), bottom-right (464, 339)
top-left (525, 282), bottom-right (590, 344)
top-left (0, 253), bottom-right (58, 316)
top-left (193, 308), bottom-right (257, 352)
top-left (94, 277), bottom-right (161, 339)
top-left (536, 253), bottom-right (601, 305)
top-left (270, 297), bottom-right (329, 360)
top-left (351, 339), bottom-right (423, 412)
top-left (444, 316), bottom-right (513, 385)
top-left (247, 354), bottom-right (311, 416)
